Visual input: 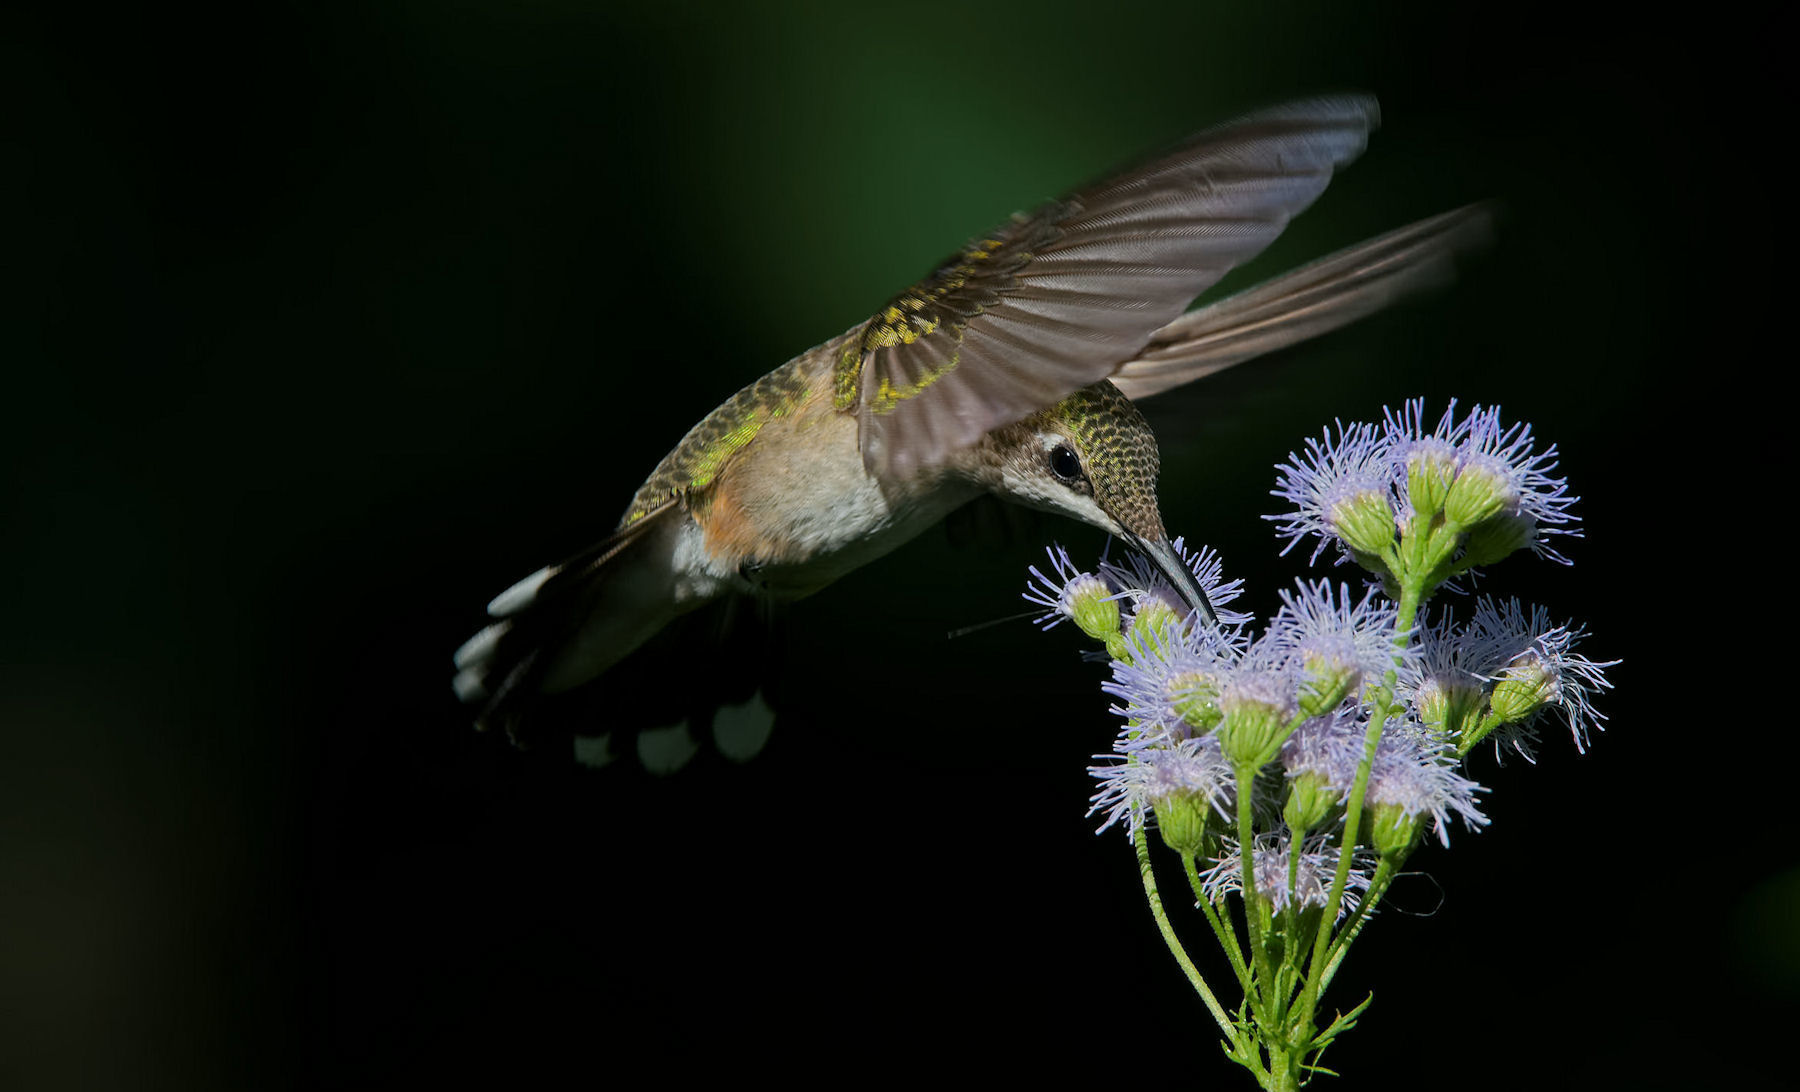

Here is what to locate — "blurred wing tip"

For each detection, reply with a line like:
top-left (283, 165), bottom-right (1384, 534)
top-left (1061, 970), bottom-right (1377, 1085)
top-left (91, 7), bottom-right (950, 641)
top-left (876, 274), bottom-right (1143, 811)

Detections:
top-left (1111, 199), bottom-right (1504, 401)
top-left (1248, 92), bottom-right (1379, 127)
top-left (1442, 199), bottom-right (1502, 243)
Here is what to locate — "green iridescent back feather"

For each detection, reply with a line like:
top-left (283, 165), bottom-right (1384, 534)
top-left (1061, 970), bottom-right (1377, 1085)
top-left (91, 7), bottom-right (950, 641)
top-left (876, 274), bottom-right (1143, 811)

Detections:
top-left (622, 358), bottom-right (817, 526)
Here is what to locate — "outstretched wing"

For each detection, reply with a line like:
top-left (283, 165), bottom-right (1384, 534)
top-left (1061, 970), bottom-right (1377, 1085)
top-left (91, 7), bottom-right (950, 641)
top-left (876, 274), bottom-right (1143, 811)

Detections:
top-left (836, 95), bottom-right (1381, 480)
top-left (1111, 202), bottom-right (1496, 400)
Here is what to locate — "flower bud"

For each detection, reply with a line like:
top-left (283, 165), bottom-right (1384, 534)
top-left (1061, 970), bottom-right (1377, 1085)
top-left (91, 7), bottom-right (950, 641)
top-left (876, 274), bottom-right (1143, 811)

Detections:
top-left (1414, 675), bottom-right (1483, 737)
top-left (1404, 440), bottom-right (1458, 521)
top-left (1369, 801), bottom-right (1424, 861)
top-left (1443, 456), bottom-right (1518, 528)
top-left (1283, 771), bottom-right (1339, 835)
top-left (1460, 511), bottom-right (1537, 568)
top-left (1169, 669), bottom-right (1223, 733)
top-left (1297, 648), bottom-right (1359, 718)
top-left (1127, 596), bottom-right (1182, 660)
top-left (1065, 574), bottom-right (1121, 645)
top-left (1154, 790), bottom-right (1212, 856)
top-left (1489, 651), bottom-right (1560, 724)
top-left (1218, 674), bottom-right (1299, 770)
top-left (1325, 486), bottom-right (1397, 557)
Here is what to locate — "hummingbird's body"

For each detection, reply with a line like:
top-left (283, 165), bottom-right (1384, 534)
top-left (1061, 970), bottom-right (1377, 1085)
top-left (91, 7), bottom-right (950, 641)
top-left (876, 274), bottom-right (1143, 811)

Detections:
top-left (454, 95), bottom-right (1489, 736)
top-left (509, 338), bottom-right (980, 695)
top-left (623, 336), bottom-right (977, 606)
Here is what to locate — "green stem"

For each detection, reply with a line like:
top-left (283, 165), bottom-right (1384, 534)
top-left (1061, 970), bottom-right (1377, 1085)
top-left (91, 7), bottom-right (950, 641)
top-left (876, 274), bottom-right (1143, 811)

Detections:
top-left (1235, 763), bottom-right (1285, 1035)
top-left (1320, 857), bottom-right (1398, 994)
top-left (1137, 830), bottom-right (1236, 1040)
top-left (1290, 579), bottom-right (1423, 1041)
top-left (1185, 851), bottom-right (1251, 991)
top-left (1275, 840), bottom-right (1311, 1012)
top-left (1421, 515), bottom-right (1465, 574)
top-left (1266, 1049), bottom-right (1299, 1092)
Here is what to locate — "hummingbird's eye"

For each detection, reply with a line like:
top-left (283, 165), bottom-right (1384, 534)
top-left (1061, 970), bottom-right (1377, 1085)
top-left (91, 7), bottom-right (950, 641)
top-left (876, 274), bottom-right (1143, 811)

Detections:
top-left (1048, 443), bottom-right (1083, 484)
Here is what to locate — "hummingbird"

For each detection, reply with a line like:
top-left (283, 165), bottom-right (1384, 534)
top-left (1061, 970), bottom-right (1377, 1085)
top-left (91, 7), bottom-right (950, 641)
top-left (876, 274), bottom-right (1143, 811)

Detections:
top-left (453, 94), bottom-right (1488, 739)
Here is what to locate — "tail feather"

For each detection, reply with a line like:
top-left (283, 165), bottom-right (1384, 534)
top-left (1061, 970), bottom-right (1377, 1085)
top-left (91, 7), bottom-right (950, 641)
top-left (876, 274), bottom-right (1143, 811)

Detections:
top-left (453, 499), bottom-right (682, 742)
top-left (1111, 203), bottom-right (1495, 401)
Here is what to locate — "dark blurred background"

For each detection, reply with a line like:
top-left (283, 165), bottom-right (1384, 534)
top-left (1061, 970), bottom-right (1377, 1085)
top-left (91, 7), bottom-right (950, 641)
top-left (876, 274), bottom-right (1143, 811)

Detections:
top-left (8, 2), bottom-right (1785, 1088)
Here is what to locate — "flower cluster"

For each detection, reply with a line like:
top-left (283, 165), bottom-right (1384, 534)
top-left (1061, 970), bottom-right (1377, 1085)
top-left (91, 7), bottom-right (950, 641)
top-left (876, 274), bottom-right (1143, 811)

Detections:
top-left (1031, 549), bottom-right (1487, 872)
top-left (1269, 399), bottom-right (1579, 585)
top-left (1026, 402), bottom-right (1613, 1091)
top-left (1407, 596), bottom-right (1616, 758)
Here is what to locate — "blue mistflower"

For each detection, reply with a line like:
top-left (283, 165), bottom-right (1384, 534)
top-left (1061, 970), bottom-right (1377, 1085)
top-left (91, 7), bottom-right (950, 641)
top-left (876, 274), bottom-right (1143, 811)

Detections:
top-left (1022, 396), bottom-right (1610, 1088)
top-left (1270, 400), bottom-right (1581, 577)
top-left (1219, 666), bottom-right (1301, 722)
top-left (1384, 399), bottom-right (1580, 563)
top-left (1462, 597), bottom-right (1616, 756)
top-left (1280, 710), bottom-right (1368, 793)
top-left (1399, 606), bottom-right (1491, 738)
top-left (1088, 736), bottom-right (1233, 843)
top-left (1280, 711), bottom-right (1487, 849)
top-left (1268, 419), bottom-right (1397, 564)
top-left (1199, 831), bottom-right (1372, 918)
top-left (1214, 657), bottom-right (1306, 770)
top-left (1103, 622), bottom-right (1235, 742)
top-left (1265, 579), bottom-right (1409, 714)
top-left (1364, 719), bottom-right (1488, 847)
top-left (1022, 544), bottom-right (1114, 630)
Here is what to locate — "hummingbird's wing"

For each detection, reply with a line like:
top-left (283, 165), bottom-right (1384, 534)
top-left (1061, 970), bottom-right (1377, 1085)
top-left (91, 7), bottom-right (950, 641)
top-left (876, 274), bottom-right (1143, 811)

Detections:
top-left (1110, 203), bottom-right (1495, 401)
top-left (836, 94), bottom-right (1380, 480)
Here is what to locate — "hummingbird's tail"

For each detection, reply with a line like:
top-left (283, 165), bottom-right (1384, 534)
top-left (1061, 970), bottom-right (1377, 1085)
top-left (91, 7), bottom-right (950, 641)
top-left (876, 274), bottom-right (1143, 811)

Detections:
top-left (452, 500), bottom-right (779, 755)
top-left (1109, 203), bottom-right (1495, 401)
top-left (452, 500), bottom-right (685, 744)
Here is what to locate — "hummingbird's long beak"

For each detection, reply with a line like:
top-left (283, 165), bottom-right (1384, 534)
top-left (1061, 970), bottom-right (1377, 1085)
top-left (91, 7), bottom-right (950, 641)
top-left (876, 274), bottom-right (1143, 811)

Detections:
top-left (1123, 533), bottom-right (1218, 628)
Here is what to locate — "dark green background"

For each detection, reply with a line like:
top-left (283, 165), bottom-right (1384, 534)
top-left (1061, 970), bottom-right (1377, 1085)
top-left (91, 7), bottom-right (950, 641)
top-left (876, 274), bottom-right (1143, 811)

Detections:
top-left (10, 3), bottom-right (1784, 1088)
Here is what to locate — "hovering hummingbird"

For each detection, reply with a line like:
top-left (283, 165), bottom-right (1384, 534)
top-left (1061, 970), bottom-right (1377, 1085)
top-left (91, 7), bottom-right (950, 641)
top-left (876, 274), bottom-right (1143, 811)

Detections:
top-left (454, 94), bottom-right (1488, 738)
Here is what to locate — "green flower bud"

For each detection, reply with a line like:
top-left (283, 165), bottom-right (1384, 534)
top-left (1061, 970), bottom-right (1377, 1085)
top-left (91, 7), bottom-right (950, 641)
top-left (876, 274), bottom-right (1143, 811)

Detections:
top-left (1414, 676), bottom-right (1484, 737)
top-left (1169, 669), bottom-right (1223, 733)
top-left (1405, 443), bottom-right (1458, 521)
top-left (1218, 677), bottom-right (1298, 770)
top-left (1443, 459), bottom-right (1517, 528)
top-left (1489, 651), bottom-right (1559, 723)
top-left (1461, 511), bottom-right (1537, 568)
top-left (1127, 597), bottom-right (1181, 660)
top-left (1297, 651), bottom-right (1358, 718)
top-left (1326, 487), bottom-right (1397, 557)
top-left (1154, 790), bottom-right (1212, 856)
top-left (1369, 801), bottom-right (1424, 861)
top-left (1283, 772), bottom-right (1339, 835)
top-left (1065, 575), bottom-right (1121, 645)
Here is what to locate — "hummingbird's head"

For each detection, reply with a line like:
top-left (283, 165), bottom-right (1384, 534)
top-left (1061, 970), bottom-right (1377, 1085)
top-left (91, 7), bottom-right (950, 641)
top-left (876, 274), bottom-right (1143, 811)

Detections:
top-left (975, 380), bottom-right (1217, 624)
